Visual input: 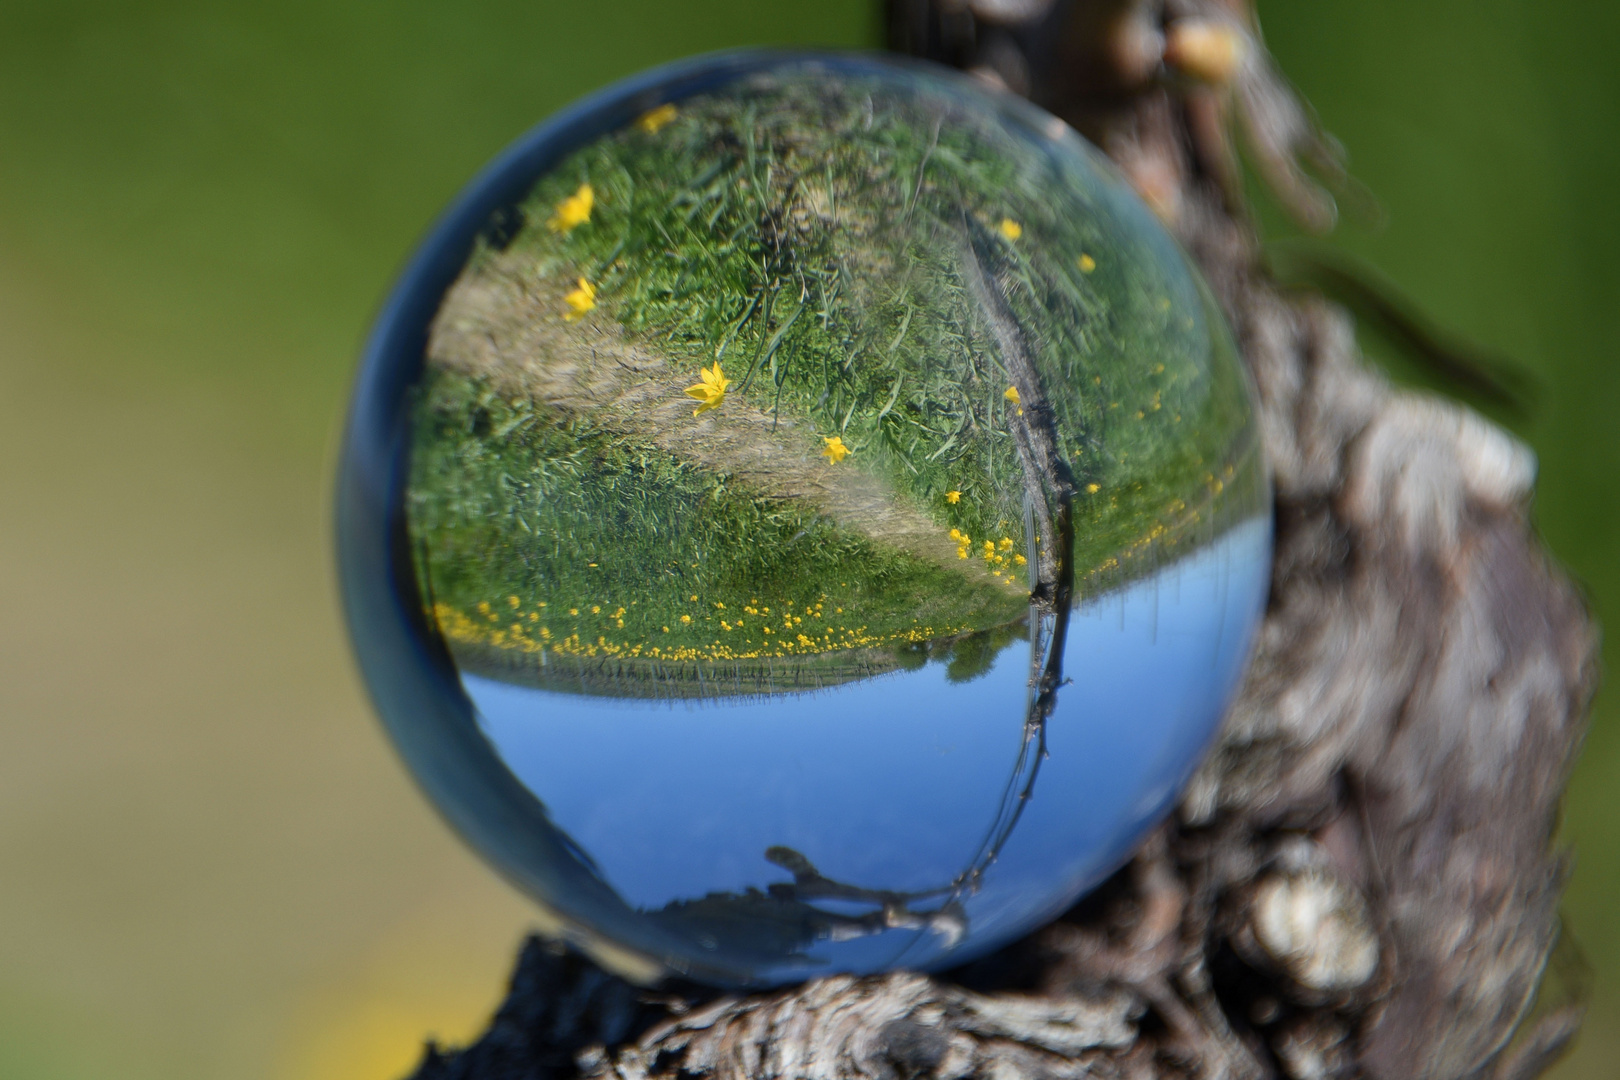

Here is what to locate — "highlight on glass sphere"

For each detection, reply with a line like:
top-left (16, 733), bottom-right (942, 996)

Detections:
top-left (337, 51), bottom-right (1271, 987)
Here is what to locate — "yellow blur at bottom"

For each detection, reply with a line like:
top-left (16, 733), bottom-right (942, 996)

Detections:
top-left (285, 997), bottom-right (478, 1080)
top-left (276, 903), bottom-right (539, 1080)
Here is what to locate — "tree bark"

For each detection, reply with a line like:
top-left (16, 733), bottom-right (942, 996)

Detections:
top-left (408, 3), bottom-right (1597, 1077)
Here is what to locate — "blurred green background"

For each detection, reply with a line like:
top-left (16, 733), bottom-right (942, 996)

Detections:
top-left (0, 1), bottom-right (1612, 1078)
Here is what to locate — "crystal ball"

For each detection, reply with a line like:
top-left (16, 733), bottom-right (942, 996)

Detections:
top-left (338, 51), bottom-right (1270, 986)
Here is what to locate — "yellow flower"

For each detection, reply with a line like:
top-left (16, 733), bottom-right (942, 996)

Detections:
top-left (548, 183), bottom-right (594, 232)
top-left (1078, 253), bottom-right (1096, 273)
top-left (1004, 385), bottom-right (1021, 405)
top-left (1014, 554), bottom-right (1027, 566)
top-left (680, 614), bottom-right (692, 624)
top-left (684, 361), bottom-right (731, 415)
top-left (1086, 483), bottom-right (1100, 494)
top-left (637, 103), bottom-right (678, 133)
top-left (821, 435), bottom-right (851, 464)
top-left (563, 277), bottom-right (596, 321)
top-left (998, 217), bottom-right (1022, 241)
top-left (945, 490), bottom-right (961, 504)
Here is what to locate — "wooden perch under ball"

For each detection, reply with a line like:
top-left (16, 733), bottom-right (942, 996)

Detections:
top-left (389, 2), bottom-right (1597, 1077)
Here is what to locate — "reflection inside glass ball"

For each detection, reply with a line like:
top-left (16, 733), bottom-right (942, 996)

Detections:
top-left (343, 53), bottom-right (1270, 986)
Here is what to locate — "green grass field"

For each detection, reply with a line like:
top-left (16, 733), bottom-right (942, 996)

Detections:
top-left (408, 68), bottom-right (1265, 690)
top-left (408, 365), bottom-right (1029, 679)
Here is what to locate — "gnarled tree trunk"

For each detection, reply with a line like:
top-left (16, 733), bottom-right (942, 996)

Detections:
top-left (408, 3), bottom-right (1596, 1077)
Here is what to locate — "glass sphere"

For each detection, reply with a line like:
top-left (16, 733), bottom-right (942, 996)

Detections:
top-left (338, 51), bottom-right (1270, 987)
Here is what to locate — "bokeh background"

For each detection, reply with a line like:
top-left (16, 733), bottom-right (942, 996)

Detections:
top-left (1, 1), bottom-right (1613, 1078)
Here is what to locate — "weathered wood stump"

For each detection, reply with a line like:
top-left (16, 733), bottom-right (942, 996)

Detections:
top-left (408, 2), bottom-right (1597, 1076)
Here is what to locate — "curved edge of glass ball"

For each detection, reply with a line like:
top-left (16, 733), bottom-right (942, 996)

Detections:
top-left (336, 47), bottom-right (1272, 988)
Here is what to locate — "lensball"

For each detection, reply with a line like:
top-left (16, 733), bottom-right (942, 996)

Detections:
top-left (338, 51), bottom-right (1270, 986)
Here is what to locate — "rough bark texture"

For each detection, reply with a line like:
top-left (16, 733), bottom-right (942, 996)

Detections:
top-left (408, 2), bottom-right (1597, 1077)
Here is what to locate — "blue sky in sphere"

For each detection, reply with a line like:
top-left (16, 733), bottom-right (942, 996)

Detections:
top-left (464, 516), bottom-right (1270, 970)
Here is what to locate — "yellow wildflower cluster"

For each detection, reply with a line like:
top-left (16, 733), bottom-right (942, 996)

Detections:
top-left (545, 183), bottom-right (599, 319)
top-left (947, 528), bottom-right (1026, 586)
top-left (1076, 459), bottom-right (1246, 591)
top-left (1085, 518), bottom-right (1175, 583)
top-left (434, 599), bottom-right (978, 664)
top-left (997, 217), bottom-right (1022, 241)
